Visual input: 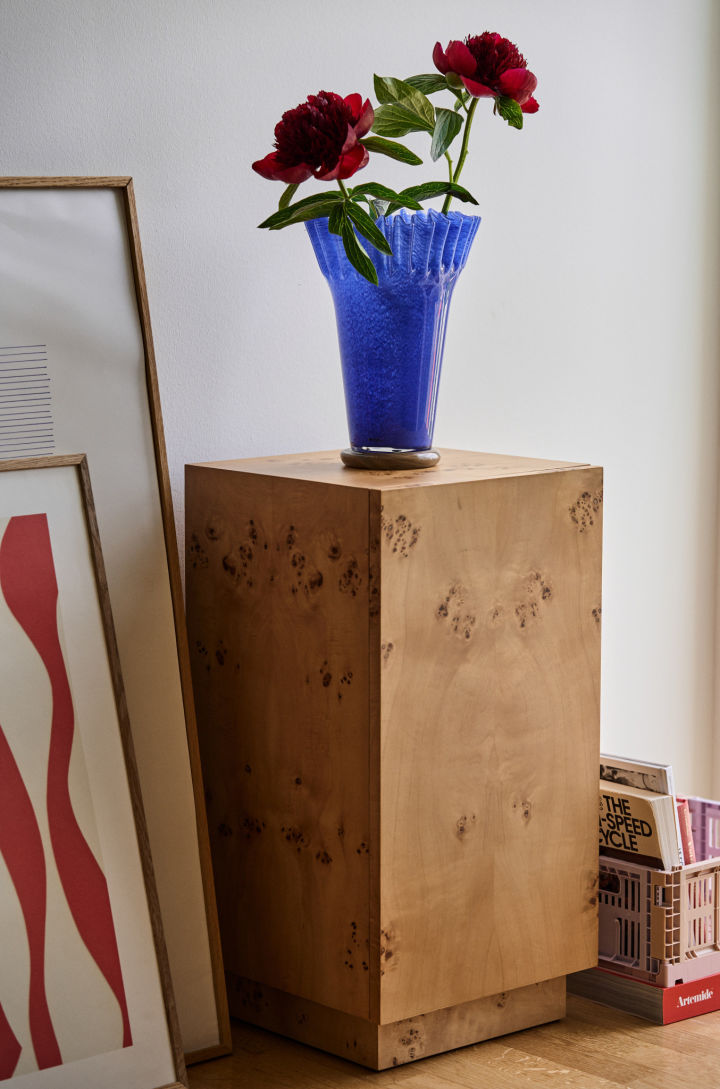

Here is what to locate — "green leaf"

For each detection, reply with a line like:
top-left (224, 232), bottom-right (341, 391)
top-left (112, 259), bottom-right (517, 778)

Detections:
top-left (359, 135), bottom-right (422, 166)
top-left (259, 191), bottom-right (343, 229)
top-left (371, 75), bottom-right (435, 140)
top-left (345, 202), bottom-right (393, 255)
top-left (403, 73), bottom-right (448, 95)
top-left (278, 183), bottom-right (299, 211)
top-left (340, 220), bottom-right (378, 285)
top-left (274, 190), bottom-right (342, 213)
top-left (373, 75), bottom-right (435, 129)
top-left (349, 182), bottom-right (421, 209)
top-left (372, 103), bottom-right (433, 138)
top-left (260, 202), bottom-right (341, 231)
top-left (328, 203), bottom-right (345, 235)
top-left (398, 181), bottom-right (479, 206)
top-left (266, 202), bottom-right (342, 228)
top-left (496, 95), bottom-right (524, 130)
top-left (430, 108), bottom-right (463, 162)
top-left (371, 199), bottom-right (391, 218)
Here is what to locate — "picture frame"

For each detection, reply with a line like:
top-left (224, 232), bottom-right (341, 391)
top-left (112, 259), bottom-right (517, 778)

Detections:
top-left (0, 454), bottom-right (186, 1088)
top-left (0, 178), bottom-right (230, 1061)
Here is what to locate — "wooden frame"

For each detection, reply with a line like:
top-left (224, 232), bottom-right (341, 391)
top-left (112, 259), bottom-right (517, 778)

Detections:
top-left (0, 454), bottom-right (186, 1088)
top-left (0, 179), bottom-right (229, 1062)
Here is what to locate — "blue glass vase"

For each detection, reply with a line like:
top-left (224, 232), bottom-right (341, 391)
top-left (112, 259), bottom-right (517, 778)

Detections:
top-left (306, 209), bottom-right (480, 469)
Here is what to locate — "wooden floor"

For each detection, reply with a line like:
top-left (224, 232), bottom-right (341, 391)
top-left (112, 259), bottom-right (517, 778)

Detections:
top-left (188, 995), bottom-right (720, 1088)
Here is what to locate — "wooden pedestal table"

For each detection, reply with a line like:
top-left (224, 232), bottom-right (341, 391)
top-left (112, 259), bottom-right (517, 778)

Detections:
top-left (185, 449), bottom-right (602, 1070)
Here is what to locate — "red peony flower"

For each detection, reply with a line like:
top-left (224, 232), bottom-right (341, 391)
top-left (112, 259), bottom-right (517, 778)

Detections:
top-left (433, 32), bottom-right (539, 113)
top-left (252, 92), bottom-right (374, 184)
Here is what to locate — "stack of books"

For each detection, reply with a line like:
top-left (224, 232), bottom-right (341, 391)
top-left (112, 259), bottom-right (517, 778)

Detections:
top-left (569, 965), bottom-right (720, 1024)
top-left (568, 754), bottom-right (720, 1024)
top-left (597, 754), bottom-right (687, 869)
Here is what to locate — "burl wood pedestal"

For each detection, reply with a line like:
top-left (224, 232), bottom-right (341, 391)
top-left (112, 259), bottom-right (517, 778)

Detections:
top-left (185, 449), bottom-right (602, 1069)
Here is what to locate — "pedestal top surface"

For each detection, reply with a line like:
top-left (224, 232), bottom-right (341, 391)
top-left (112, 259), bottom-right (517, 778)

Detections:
top-left (189, 449), bottom-right (594, 492)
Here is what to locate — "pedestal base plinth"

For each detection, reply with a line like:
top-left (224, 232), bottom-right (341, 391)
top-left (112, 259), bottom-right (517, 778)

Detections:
top-left (226, 973), bottom-right (566, 1070)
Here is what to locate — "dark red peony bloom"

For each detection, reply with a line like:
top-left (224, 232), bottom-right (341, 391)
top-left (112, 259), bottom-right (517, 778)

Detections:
top-left (433, 33), bottom-right (539, 113)
top-left (252, 92), bottom-right (374, 184)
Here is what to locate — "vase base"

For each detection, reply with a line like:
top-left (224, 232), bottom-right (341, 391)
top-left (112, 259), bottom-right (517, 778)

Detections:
top-left (341, 448), bottom-right (441, 471)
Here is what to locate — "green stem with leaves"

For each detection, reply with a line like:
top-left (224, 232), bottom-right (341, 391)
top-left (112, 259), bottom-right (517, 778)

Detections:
top-left (441, 97), bottom-right (478, 214)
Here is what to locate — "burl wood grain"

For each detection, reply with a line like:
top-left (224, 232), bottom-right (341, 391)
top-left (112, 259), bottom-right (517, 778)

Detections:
top-left (224, 971), bottom-right (564, 1070)
top-left (186, 451), bottom-right (602, 1065)
top-left (376, 468), bottom-right (602, 1023)
top-left (186, 468), bottom-right (373, 1020)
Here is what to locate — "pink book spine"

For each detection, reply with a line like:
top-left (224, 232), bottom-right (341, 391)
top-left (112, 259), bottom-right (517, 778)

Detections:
top-left (677, 798), bottom-right (697, 864)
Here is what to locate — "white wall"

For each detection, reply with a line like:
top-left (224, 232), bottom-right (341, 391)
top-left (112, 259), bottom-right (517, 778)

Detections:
top-left (2, 0), bottom-right (719, 793)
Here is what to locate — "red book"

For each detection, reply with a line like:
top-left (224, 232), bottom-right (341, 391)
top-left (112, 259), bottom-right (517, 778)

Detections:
top-left (676, 797), bottom-right (697, 863)
top-left (568, 966), bottom-right (720, 1024)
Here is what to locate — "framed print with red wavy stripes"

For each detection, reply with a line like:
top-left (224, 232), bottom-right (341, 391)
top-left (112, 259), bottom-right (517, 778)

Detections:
top-left (0, 454), bottom-right (186, 1089)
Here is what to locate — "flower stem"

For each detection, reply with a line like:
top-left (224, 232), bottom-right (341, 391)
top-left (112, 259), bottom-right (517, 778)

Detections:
top-left (452, 96), bottom-right (478, 185)
top-left (337, 179), bottom-right (351, 200)
top-left (445, 151), bottom-right (453, 184)
top-left (441, 96), bottom-right (478, 214)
